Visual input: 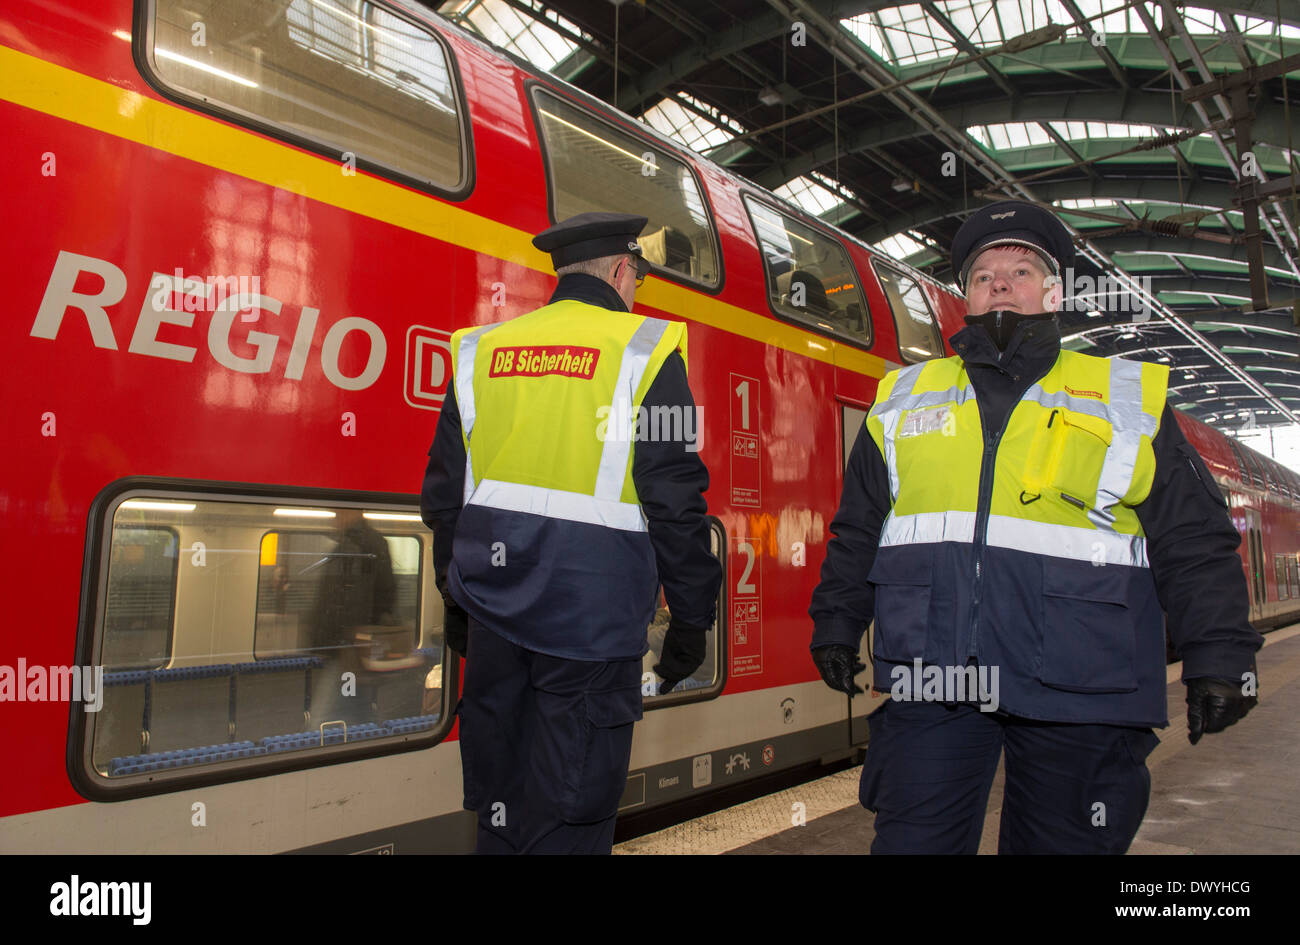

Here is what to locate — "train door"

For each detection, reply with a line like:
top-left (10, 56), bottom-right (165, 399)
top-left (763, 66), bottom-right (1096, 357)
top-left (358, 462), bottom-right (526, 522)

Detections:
top-left (841, 404), bottom-right (880, 746)
top-left (1242, 508), bottom-right (1263, 619)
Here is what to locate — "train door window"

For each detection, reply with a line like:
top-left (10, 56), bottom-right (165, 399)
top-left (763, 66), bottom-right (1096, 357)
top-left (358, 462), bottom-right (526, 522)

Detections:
top-left (872, 262), bottom-right (944, 363)
top-left (1276, 556), bottom-right (1289, 601)
top-left (743, 196), bottom-right (872, 347)
top-left (1289, 556), bottom-right (1299, 600)
top-left (143, 0), bottom-right (468, 194)
top-left (643, 519), bottom-right (727, 706)
top-left (1251, 528), bottom-right (1266, 604)
top-left (81, 488), bottom-right (452, 798)
top-left (532, 90), bottom-right (720, 288)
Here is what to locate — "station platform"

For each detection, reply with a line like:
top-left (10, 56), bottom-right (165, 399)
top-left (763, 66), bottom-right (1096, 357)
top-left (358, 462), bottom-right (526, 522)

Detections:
top-left (616, 623), bottom-right (1300, 855)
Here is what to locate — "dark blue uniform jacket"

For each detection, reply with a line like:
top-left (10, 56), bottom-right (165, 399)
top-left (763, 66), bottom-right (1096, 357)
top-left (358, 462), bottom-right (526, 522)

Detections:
top-left (810, 317), bottom-right (1262, 725)
top-left (421, 273), bottom-right (721, 660)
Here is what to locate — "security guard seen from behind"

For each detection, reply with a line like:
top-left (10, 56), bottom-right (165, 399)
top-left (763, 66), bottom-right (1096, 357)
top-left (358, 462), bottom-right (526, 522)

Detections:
top-left (809, 200), bottom-right (1261, 854)
top-left (420, 212), bottom-right (721, 855)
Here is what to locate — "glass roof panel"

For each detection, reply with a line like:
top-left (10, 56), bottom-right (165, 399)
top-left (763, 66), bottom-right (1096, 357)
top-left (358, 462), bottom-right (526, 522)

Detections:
top-left (441, 0), bottom-right (586, 72)
top-left (842, 4), bottom-right (955, 67)
top-left (871, 231), bottom-right (930, 263)
top-left (843, 1), bottom-right (1173, 67)
top-left (774, 175), bottom-right (844, 217)
top-left (641, 94), bottom-right (743, 154)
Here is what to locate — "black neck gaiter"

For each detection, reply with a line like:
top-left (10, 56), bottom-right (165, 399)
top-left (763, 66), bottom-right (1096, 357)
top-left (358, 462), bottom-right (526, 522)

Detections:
top-left (963, 310), bottom-right (1056, 352)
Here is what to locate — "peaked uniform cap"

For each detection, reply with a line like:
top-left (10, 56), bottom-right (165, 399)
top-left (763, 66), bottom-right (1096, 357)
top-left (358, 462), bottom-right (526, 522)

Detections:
top-left (532, 212), bottom-right (649, 270)
top-left (952, 201), bottom-right (1075, 289)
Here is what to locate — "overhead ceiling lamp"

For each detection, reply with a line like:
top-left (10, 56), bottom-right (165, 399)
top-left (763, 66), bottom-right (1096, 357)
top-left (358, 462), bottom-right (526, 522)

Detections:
top-left (891, 177), bottom-right (917, 193)
top-left (758, 87), bottom-right (783, 107)
top-left (1086, 310), bottom-right (1102, 318)
top-left (1183, 371), bottom-right (1195, 379)
top-left (1118, 330), bottom-right (1138, 340)
top-left (1205, 386), bottom-right (1218, 394)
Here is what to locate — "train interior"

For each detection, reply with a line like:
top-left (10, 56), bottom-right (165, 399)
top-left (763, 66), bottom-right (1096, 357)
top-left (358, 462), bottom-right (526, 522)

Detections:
top-left (86, 494), bottom-right (723, 787)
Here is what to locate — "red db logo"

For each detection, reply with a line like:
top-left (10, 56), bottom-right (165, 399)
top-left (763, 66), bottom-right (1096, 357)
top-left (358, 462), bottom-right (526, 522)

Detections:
top-left (405, 325), bottom-right (453, 410)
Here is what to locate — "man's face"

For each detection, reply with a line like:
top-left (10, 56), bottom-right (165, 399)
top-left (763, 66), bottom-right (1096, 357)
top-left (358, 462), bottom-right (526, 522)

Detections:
top-left (964, 245), bottom-right (1061, 316)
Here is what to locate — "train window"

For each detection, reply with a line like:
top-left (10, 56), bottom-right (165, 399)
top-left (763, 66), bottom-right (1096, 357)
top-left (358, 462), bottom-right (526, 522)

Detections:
top-left (1244, 452), bottom-right (1266, 491)
top-left (872, 263), bottom-right (945, 364)
top-left (82, 490), bottom-right (451, 796)
top-left (533, 91), bottom-right (720, 287)
top-left (253, 529), bottom-right (420, 660)
top-left (643, 519), bottom-right (727, 706)
top-left (1226, 439), bottom-right (1251, 487)
top-left (144, 0), bottom-right (466, 193)
top-left (1289, 557), bottom-right (1299, 600)
top-left (101, 525), bottom-right (179, 671)
top-left (744, 196), bottom-right (873, 347)
top-left (1276, 556), bottom-right (1289, 600)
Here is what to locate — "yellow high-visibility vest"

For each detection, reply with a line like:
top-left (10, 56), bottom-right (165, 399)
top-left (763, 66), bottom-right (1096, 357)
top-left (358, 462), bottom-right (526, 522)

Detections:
top-left (867, 350), bottom-right (1169, 567)
top-left (451, 298), bottom-right (686, 531)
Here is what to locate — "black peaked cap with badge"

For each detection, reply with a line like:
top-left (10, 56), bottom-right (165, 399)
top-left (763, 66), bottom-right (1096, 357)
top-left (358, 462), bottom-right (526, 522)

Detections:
top-left (532, 211), bottom-right (649, 271)
top-left (951, 200), bottom-right (1075, 290)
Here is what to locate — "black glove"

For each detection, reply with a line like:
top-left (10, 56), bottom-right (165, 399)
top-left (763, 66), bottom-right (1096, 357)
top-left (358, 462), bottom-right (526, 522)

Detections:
top-left (655, 619), bottom-right (707, 694)
top-left (1186, 676), bottom-right (1257, 745)
top-left (812, 645), bottom-right (865, 697)
top-left (442, 589), bottom-right (469, 657)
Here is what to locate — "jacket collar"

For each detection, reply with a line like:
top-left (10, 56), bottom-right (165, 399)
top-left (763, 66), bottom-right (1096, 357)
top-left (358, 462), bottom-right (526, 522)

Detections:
top-left (547, 272), bottom-right (628, 312)
top-left (949, 313), bottom-right (1061, 374)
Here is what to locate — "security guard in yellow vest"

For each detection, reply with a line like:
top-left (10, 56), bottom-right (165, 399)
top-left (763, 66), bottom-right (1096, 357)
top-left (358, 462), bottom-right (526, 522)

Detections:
top-left (810, 200), bottom-right (1261, 854)
top-left (420, 212), bottom-right (721, 854)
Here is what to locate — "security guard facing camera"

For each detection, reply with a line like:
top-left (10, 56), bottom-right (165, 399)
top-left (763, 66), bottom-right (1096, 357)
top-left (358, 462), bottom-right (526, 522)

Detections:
top-left (809, 200), bottom-right (1261, 854)
top-left (420, 212), bottom-right (721, 854)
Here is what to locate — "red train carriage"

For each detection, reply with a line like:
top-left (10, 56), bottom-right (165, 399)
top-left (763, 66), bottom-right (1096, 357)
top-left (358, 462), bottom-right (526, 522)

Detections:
top-left (1, 0), bottom-right (1296, 853)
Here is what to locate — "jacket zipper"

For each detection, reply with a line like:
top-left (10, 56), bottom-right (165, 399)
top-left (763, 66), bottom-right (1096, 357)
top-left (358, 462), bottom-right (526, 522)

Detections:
top-left (965, 356), bottom-right (1057, 660)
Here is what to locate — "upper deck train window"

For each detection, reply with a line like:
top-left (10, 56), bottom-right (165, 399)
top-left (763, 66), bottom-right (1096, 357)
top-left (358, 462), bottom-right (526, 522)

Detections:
top-left (872, 262), bottom-right (944, 363)
top-left (144, 0), bottom-right (466, 193)
top-left (743, 196), bottom-right (872, 347)
top-left (532, 90), bottom-right (720, 288)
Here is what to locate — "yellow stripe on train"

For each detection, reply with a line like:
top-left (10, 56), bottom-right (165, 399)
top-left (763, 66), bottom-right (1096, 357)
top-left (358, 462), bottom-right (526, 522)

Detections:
top-left (0, 43), bottom-right (888, 379)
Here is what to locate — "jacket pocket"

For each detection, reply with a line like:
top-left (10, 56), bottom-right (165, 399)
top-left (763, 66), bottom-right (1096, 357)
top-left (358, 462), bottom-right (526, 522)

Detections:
top-left (868, 546), bottom-right (934, 663)
top-left (561, 686), bottom-right (642, 824)
top-left (1039, 560), bottom-right (1137, 693)
top-left (1025, 408), bottom-right (1112, 507)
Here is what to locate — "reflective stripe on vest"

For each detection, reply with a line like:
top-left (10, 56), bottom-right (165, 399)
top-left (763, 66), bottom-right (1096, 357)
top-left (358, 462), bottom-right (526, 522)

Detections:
top-left (869, 351), bottom-right (1166, 567)
top-left (453, 314), bottom-right (671, 533)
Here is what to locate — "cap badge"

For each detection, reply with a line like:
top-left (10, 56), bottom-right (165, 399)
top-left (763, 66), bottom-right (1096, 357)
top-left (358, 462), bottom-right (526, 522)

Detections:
top-left (990, 210), bottom-right (1016, 220)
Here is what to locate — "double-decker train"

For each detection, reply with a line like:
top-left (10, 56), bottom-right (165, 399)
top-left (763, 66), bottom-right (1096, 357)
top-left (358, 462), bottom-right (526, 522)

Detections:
top-left (2, 0), bottom-right (1297, 853)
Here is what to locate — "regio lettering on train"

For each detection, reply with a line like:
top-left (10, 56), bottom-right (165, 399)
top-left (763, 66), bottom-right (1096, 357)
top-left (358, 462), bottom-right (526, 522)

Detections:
top-left (32, 250), bottom-right (386, 391)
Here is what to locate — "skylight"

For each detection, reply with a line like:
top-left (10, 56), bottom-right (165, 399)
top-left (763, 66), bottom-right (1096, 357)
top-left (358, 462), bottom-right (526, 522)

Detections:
top-left (441, 0), bottom-right (586, 72)
top-left (842, 1), bottom-right (1172, 68)
top-left (641, 94), bottom-right (743, 155)
top-left (775, 175), bottom-right (845, 217)
top-left (871, 231), bottom-right (930, 263)
top-left (968, 121), bottom-right (1180, 151)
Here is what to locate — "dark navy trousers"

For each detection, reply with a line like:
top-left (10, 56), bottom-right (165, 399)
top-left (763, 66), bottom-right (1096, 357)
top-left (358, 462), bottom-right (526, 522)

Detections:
top-left (457, 621), bottom-right (643, 854)
top-left (860, 700), bottom-right (1160, 854)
